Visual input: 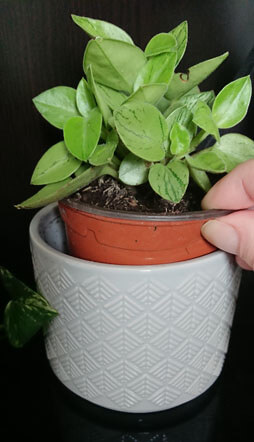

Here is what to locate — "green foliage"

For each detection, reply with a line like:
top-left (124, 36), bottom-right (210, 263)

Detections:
top-left (0, 267), bottom-right (57, 348)
top-left (17, 15), bottom-right (254, 208)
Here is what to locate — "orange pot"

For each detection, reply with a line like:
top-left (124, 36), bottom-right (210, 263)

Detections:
top-left (58, 200), bottom-right (231, 265)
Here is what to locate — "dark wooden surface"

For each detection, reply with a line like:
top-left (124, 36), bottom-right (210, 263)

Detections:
top-left (1, 2), bottom-right (254, 441)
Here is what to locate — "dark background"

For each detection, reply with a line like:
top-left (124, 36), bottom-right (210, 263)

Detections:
top-left (1, 1), bottom-right (254, 441)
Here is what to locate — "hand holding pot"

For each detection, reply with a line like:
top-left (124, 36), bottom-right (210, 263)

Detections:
top-left (201, 159), bottom-right (254, 270)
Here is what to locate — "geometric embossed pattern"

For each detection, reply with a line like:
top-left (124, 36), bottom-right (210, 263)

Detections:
top-left (31, 239), bottom-right (241, 413)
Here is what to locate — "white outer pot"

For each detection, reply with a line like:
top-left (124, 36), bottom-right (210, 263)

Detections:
top-left (30, 204), bottom-right (242, 413)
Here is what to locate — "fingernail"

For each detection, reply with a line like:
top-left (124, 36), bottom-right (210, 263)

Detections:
top-left (201, 220), bottom-right (239, 254)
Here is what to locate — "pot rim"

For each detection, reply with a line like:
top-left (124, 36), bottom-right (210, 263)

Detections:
top-left (30, 203), bottom-right (227, 270)
top-left (61, 198), bottom-right (233, 221)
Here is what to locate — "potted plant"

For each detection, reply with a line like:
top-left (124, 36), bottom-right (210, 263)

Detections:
top-left (17, 15), bottom-right (254, 414)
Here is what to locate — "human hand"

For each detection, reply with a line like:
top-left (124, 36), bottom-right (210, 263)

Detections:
top-left (201, 159), bottom-right (254, 270)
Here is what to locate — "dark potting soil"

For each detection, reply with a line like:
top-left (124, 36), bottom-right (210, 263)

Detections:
top-left (67, 176), bottom-right (206, 215)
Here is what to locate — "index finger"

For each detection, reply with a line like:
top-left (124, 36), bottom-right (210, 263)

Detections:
top-left (201, 159), bottom-right (254, 210)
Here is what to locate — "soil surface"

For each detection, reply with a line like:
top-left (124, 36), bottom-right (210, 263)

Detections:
top-left (67, 176), bottom-right (206, 215)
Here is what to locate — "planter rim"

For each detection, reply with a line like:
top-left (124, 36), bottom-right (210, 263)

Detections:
top-left (30, 203), bottom-right (227, 270)
top-left (61, 198), bottom-right (233, 221)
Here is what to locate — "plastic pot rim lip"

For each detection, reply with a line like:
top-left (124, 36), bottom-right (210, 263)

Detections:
top-left (60, 198), bottom-right (233, 221)
top-left (30, 203), bottom-right (227, 271)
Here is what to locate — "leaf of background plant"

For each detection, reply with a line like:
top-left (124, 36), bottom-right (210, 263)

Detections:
top-left (193, 101), bottom-right (220, 141)
top-left (74, 163), bottom-right (90, 176)
top-left (188, 165), bottom-right (211, 192)
top-left (89, 130), bottom-right (118, 165)
top-left (83, 39), bottom-right (146, 93)
top-left (76, 78), bottom-right (96, 117)
top-left (95, 83), bottom-right (127, 110)
top-left (145, 32), bottom-right (177, 57)
top-left (134, 52), bottom-right (177, 91)
top-left (71, 15), bottom-right (134, 44)
top-left (170, 21), bottom-right (188, 66)
top-left (0, 266), bottom-right (58, 348)
top-left (148, 160), bottom-right (189, 202)
top-left (164, 90), bottom-right (215, 117)
top-left (31, 141), bottom-right (81, 185)
top-left (119, 152), bottom-right (149, 185)
top-left (33, 86), bottom-right (80, 129)
top-left (211, 133), bottom-right (254, 172)
top-left (212, 76), bottom-right (252, 128)
top-left (114, 102), bottom-right (168, 161)
top-left (170, 122), bottom-right (190, 155)
top-left (87, 65), bottom-right (112, 126)
top-left (124, 83), bottom-right (167, 106)
top-left (186, 150), bottom-right (226, 173)
top-left (165, 52), bottom-right (228, 101)
top-left (64, 108), bottom-right (102, 161)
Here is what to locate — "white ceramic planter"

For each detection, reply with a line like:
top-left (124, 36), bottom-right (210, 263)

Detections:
top-left (30, 204), bottom-right (241, 413)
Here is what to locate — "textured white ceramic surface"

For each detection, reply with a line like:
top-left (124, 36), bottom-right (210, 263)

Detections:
top-left (30, 204), bottom-right (242, 413)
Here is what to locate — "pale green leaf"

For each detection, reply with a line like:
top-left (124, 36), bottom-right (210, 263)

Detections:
top-left (31, 141), bottom-right (81, 185)
top-left (188, 165), bottom-right (211, 192)
top-left (148, 160), bottom-right (189, 202)
top-left (119, 152), bottom-right (149, 185)
top-left (212, 76), bottom-right (252, 128)
top-left (83, 39), bottom-right (146, 93)
top-left (124, 83), bottom-right (168, 106)
top-left (165, 52), bottom-right (229, 101)
top-left (164, 90), bottom-right (215, 117)
top-left (33, 86), bottom-right (80, 129)
top-left (145, 32), bottom-right (177, 57)
top-left (170, 20), bottom-right (188, 66)
top-left (170, 122), bottom-right (190, 155)
top-left (95, 83), bottom-right (127, 110)
top-left (193, 101), bottom-right (220, 141)
top-left (71, 15), bottom-right (134, 44)
top-left (64, 108), bottom-right (102, 161)
top-left (211, 133), bottom-right (254, 172)
top-left (89, 130), bottom-right (118, 166)
top-left (134, 52), bottom-right (177, 91)
top-left (186, 150), bottom-right (226, 173)
top-left (87, 65), bottom-right (112, 126)
top-left (114, 102), bottom-right (168, 162)
top-left (166, 106), bottom-right (195, 137)
top-left (76, 78), bottom-right (96, 117)
top-left (74, 163), bottom-right (90, 176)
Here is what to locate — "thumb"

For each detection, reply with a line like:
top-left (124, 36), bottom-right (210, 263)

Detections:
top-left (201, 210), bottom-right (254, 270)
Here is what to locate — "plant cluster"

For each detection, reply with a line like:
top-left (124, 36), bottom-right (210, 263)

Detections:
top-left (18, 15), bottom-right (254, 210)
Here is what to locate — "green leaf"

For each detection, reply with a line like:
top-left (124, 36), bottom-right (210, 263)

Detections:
top-left (33, 86), bottom-right (80, 129)
top-left (83, 39), bottom-right (146, 93)
top-left (64, 108), bottom-right (102, 161)
top-left (186, 150), bottom-right (226, 173)
top-left (87, 65), bottom-right (112, 126)
top-left (166, 106), bottom-right (195, 137)
top-left (16, 164), bottom-right (117, 209)
top-left (165, 52), bottom-right (229, 101)
top-left (164, 90), bottom-right (215, 117)
top-left (0, 266), bottom-right (57, 348)
top-left (170, 20), bottom-right (188, 66)
top-left (89, 130), bottom-right (118, 166)
top-left (193, 101), bottom-right (220, 141)
top-left (170, 122), bottom-right (190, 155)
top-left (76, 78), bottom-right (96, 117)
top-left (148, 160), bottom-right (189, 202)
top-left (124, 83), bottom-right (168, 106)
top-left (74, 163), bottom-right (90, 176)
top-left (212, 76), bottom-right (252, 129)
top-left (95, 83), bottom-right (127, 110)
top-left (134, 52), bottom-right (177, 91)
top-left (188, 165), bottom-right (211, 192)
top-left (145, 33), bottom-right (177, 57)
top-left (114, 102), bottom-right (168, 161)
top-left (211, 133), bottom-right (254, 172)
top-left (31, 141), bottom-right (81, 185)
top-left (119, 152), bottom-right (149, 185)
top-left (71, 15), bottom-right (134, 44)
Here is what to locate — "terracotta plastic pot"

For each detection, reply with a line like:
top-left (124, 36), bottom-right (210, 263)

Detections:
top-left (58, 199), bottom-right (232, 265)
